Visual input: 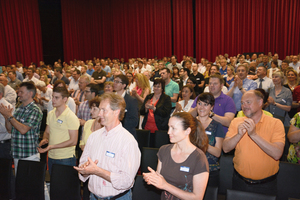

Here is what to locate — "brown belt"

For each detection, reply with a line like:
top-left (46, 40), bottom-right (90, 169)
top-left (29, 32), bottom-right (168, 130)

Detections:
top-left (234, 169), bottom-right (277, 185)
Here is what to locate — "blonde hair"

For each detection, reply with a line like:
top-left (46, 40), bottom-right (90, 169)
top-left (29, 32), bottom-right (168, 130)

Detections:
top-left (272, 71), bottom-right (285, 85)
top-left (285, 69), bottom-right (299, 85)
top-left (135, 73), bottom-right (150, 91)
top-left (227, 65), bottom-right (235, 76)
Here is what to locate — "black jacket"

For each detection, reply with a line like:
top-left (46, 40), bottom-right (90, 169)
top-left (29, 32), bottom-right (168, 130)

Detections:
top-left (140, 93), bottom-right (172, 131)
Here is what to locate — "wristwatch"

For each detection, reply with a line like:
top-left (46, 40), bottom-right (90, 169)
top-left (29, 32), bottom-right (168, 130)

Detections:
top-left (7, 116), bottom-right (14, 122)
top-left (209, 112), bottom-right (215, 118)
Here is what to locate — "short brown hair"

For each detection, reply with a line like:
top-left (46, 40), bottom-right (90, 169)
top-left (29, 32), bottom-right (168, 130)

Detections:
top-left (99, 93), bottom-right (126, 121)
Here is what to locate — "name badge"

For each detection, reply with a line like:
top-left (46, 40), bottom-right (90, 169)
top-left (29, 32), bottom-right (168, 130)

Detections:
top-left (205, 131), bottom-right (211, 135)
top-left (282, 99), bottom-right (286, 103)
top-left (106, 151), bottom-right (115, 158)
top-left (180, 166), bottom-right (190, 172)
top-left (20, 119), bottom-right (25, 123)
top-left (57, 119), bottom-right (63, 124)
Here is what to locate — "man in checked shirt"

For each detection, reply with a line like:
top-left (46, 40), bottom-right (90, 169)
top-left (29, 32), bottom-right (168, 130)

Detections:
top-left (0, 81), bottom-right (42, 174)
top-left (74, 93), bottom-right (141, 200)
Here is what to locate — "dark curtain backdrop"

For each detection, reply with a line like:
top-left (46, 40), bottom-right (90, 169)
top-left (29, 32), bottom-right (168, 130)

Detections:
top-left (172, 0), bottom-right (194, 61)
top-left (61, 0), bottom-right (172, 62)
top-left (0, 0), bottom-right (43, 66)
top-left (195, 0), bottom-right (300, 61)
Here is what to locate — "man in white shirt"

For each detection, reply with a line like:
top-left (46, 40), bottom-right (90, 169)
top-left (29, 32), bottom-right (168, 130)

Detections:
top-left (74, 93), bottom-right (140, 199)
top-left (23, 68), bottom-right (39, 84)
top-left (69, 69), bottom-right (80, 94)
top-left (289, 55), bottom-right (300, 72)
top-left (255, 66), bottom-right (274, 92)
top-left (0, 75), bottom-right (17, 108)
top-left (141, 58), bottom-right (152, 73)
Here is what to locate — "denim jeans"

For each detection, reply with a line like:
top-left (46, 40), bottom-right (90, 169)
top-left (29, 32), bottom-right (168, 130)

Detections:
top-left (90, 189), bottom-right (132, 200)
top-left (48, 155), bottom-right (76, 175)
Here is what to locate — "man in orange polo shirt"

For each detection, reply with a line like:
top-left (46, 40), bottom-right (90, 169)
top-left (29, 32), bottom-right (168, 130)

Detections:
top-left (223, 90), bottom-right (285, 196)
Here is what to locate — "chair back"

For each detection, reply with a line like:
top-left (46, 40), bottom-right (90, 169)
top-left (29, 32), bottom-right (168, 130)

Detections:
top-left (218, 155), bottom-right (234, 194)
top-left (226, 189), bottom-right (276, 200)
top-left (50, 164), bottom-right (81, 200)
top-left (277, 161), bottom-right (300, 200)
top-left (0, 158), bottom-right (12, 200)
top-left (132, 175), bottom-right (161, 200)
top-left (141, 147), bottom-right (159, 173)
top-left (136, 129), bottom-right (150, 151)
top-left (15, 160), bottom-right (46, 200)
top-left (203, 186), bottom-right (218, 200)
top-left (153, 130), bottom-right (170, 148)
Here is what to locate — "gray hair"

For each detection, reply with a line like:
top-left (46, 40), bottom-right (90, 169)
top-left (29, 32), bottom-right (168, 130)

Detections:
top-left (80, 75), bottom-right (91, 83)
top-left (0, 83), bottom-right (4, 96)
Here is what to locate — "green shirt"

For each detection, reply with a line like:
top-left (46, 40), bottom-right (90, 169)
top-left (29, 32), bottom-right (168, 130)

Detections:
top-left (287, 113), bottom-right (300, 164)
top-left (12, 101), bottom-right (42, 159)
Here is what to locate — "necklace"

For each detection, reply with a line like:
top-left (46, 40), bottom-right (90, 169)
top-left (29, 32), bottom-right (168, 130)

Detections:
top-left (288, 83), bottom-right (296, 91)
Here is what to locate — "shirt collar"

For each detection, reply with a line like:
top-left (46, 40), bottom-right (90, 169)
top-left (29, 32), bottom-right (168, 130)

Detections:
top-left (102, 122), bottom-right (122, 136)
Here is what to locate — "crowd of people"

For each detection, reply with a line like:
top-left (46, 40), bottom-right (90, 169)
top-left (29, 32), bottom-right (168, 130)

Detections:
top-left (0, 51), bottom-right (300, 199)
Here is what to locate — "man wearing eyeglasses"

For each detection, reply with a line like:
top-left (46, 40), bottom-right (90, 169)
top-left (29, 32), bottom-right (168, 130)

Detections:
top-left (77, 83), bottom-right (99, 127)
top-left (113, 74), bottom-right (139, 139)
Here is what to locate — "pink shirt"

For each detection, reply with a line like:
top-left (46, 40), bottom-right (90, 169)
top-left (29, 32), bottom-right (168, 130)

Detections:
top-left (79, 123), bottom-right (141, 198)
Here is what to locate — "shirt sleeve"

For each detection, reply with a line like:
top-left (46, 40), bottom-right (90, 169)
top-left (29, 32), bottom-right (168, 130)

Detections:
top-left (285, 89), bottom-right (292, 106)
top-left (248, 81), bottom-right (258, 90)
top-left (66, 111), bottom-right (80, 130)
top-left (191, 96), bottom-right (198, 108)
top-left (23, 106), bottom-right (42, 128)
top-left (215, 121), bottom-right (225, 138)
top-left (110, 139), bottom-right (141, 190)
top-left (270, 119), bottom-right (285, 145)
top-left (224, 96), bottom-right (237, 114)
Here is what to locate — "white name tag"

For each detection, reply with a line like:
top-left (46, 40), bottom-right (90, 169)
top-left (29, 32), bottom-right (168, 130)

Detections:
top-left (205, 131), bottom-right (211, 135)
top-left (106, 151), bottom-right (115, 158)
top-left (180, 166), bottom-right (190, 172)
top-left (282, 99), bottom-right (286, 103)
top-left (57, 119), bottom-right (63, 124)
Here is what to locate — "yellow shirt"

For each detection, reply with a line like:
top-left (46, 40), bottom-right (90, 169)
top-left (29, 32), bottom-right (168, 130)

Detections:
top-left (47, 106), bottom-right (80, 159)
top-left (79, 119), bottom-right (94, 147)
top-left (236, 110), bottom-right (273, 118)
top-left (226, 113), bottom-right (285, 180)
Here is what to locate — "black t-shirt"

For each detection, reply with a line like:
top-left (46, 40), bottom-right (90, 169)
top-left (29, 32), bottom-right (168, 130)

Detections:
top-left (190, 72), bottom-right (205, 92)
top-left (91, 70), bottom-right (106, 91)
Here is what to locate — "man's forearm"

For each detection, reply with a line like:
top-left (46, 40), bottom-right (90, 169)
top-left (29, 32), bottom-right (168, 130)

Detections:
top-left (95, 167), bottom-right (111, 182)
top-left (9, 117), bottom-right (31, 135)
top-left (250, 134), bottom-right (284, 160)
top-left (223, 134), bottom-right (243, 153)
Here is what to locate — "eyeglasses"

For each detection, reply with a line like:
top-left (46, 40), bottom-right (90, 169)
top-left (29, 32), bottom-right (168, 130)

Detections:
top-left (114, 80), bottom-right (123, 84)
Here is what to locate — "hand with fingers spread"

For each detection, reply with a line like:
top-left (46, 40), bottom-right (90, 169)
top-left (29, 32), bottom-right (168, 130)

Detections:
top-left (143, 166), bottom-right (167, 190)
top-left (0, 103), bottom-right (13, 119)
